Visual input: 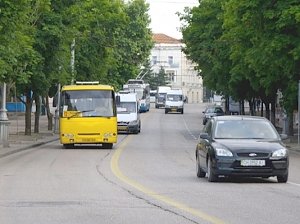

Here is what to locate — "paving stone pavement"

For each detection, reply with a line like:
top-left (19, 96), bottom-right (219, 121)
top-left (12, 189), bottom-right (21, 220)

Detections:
top-left (0, 113), bottom-right (58, 158)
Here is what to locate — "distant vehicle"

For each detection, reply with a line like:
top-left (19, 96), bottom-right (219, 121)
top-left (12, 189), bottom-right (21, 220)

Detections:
top-left (123, 79), bottom-right (150, 112)
top-left (150, 90), bottom-right (156, 103)
top-left (213, 94), bottom-right (223, 106)
top-left (196, 115), bottom-right (289, 182)
top-left (229, 96), bottom-right (239, 114)
top-left (165, 89), bottom-right (184, 114)
top-left (155, 86), bottom-right (171, 108)
top-left (116, 91), bottom-right (141, 134)
top-left (202, 105), bottom-right (224, 125)
top-left (58, 81), bottom-right (117, 149)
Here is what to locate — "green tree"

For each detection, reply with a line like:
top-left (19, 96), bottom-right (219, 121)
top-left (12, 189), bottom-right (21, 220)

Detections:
top-left (113, 0), bottom-right (153, 89)
top-left (179, 0), bottom-right (235, 113)
top-left (223, 0), bottom-right (300, 129)
top-left (1, 0), bottom-right (154, 136)
top-left (14, 0), bottom-right (51, 135)
top-left (181, 0), bottom-right (300, 131)
top-left (32, 0), bottom-right (74, 132)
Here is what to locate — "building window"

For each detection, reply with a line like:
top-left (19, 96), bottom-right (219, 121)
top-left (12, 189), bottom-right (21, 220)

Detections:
top-left (152, 56), bottom-right (157, 65)
top-left (167, 72), bottom-right (175, 83)
top-left (168, 56), bottom-right (173, 65)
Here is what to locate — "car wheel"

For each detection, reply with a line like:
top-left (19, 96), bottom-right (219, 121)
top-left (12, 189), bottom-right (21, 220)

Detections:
top-left (277, 173), bottom-right (288, 183)
top-left (102, 143), bottom-right (113, 149)
top-left (207, 158), bottom-right (218, 182)
top-left (165, 109), bottom-right (168, 114)
top-left (63, 144), bottom-right (74, 149)
top-left (196, 155), bottom-right (206, 178)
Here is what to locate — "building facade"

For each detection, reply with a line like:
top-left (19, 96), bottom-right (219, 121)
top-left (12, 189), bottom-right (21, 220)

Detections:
top-left (151, 33), bottom-right (203, 103)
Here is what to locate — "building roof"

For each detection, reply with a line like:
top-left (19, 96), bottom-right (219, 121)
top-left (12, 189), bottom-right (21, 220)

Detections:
top-left (152, 33), bottom-right (182, 44)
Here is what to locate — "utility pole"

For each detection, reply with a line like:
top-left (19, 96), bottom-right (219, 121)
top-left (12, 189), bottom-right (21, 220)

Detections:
top-left (0, 83), bottom-right (9, 147)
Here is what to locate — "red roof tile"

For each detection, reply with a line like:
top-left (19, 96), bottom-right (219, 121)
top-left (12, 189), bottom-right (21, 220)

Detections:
top-left (152, 33), bottom-right (182, 44)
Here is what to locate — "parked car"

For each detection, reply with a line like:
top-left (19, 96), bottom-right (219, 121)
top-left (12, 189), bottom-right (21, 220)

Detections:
top-left (202, 106), bottom-right (224, 125)
top-left (196, 115), bottom-right (289, 183)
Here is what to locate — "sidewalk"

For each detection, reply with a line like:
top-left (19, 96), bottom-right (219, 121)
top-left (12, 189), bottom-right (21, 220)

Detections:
top-left (0, 113), bottom-right (58, 158)
top-left (0, 112), bottom-right (299, 158)
top-left (283, 138), bottom-right (300, 153)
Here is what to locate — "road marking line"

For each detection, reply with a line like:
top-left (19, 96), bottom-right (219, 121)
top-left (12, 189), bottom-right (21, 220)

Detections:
top-left (288, 182), bottom-right (300, 187)
top-left (182, 116), bottom-right (198, 140)
top-left (111, 135), bottom-right (226, 224)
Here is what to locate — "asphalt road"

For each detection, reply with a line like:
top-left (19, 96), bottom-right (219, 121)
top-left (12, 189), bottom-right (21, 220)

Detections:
top-left (0, 103), bottom-right (300, 224)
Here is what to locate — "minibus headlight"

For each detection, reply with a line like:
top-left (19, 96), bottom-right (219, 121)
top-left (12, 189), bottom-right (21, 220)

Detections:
top-left (103, 133), bottom-right (113, 138)
top-left (63, 133), bottom-right (74, 138)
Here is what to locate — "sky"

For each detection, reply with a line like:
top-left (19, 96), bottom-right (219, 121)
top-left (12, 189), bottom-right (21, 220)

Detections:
top-left (146, 0), bottom-right (199, 39)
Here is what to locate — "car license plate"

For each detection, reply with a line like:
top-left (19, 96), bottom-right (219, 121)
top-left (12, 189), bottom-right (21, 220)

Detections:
top-left (81, 138), bottom-right (96, 142)
top-left (241, 160), bottom-right (265, 166)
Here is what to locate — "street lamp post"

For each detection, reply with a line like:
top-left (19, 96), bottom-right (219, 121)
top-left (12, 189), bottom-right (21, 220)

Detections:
top-left (0, 83), bottom-right (10, 147)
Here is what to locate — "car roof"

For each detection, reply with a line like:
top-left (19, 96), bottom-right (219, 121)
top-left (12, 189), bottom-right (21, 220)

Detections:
top-left (206, 105), bottom-right (223, 109)
top-left (213, 115), bottom-right (268, 122)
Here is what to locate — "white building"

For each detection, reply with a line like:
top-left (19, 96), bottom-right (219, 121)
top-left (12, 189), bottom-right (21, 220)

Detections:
top-left (151, 33), bottom-right (203, 103)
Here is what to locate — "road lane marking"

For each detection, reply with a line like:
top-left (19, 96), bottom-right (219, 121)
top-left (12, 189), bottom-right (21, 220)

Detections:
top-left (288, 182), bottom-right (300, 187)
top-left (182, 115), bottom-right (198, 140)
top-left (111, 135), bottom-right (226, 224)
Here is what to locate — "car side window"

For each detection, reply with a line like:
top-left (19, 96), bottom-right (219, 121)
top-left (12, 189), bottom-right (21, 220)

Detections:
top-left (203, 120), bottom-right (212, 135)
top-left (215, 108), bottom-right (223, 113)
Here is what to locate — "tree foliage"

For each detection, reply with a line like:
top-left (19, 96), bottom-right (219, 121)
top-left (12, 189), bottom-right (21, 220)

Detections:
top-left (0, 0), bottom-right (153, 135)
top-left (180, 0), bottom-right (300, 132)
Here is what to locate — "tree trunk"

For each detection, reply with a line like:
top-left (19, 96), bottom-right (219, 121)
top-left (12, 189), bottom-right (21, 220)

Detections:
top-left (44, 96), bottom-right (53, 131)
top-left (271, 100), bottom-right (276, 125)
top-left (25, 91), bottom-right (33, 136)
top-left (34, 95), bottom-right (40, 133)
top-left (240, 100), bottom-right (245, 115)
top-left (260, 102), bottom-right (264, 117)
top-left (225, 96), bottom-right (229, 115)
top-left (265, 102), bottom-right (270, 120)
top-left (249, 99), bottom-right (254, 116)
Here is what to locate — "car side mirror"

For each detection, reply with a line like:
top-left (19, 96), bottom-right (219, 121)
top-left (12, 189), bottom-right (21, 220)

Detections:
top-left (280, 134), bottom-right (288, 140)
top-left (199, 133), bottom-right (210, 140)
top-left (116, 95), bottom-right (120, 105)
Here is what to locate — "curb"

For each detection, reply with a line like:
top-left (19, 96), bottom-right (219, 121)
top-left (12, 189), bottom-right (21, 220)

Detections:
top-left (0, 137), bottom-right (59, 159)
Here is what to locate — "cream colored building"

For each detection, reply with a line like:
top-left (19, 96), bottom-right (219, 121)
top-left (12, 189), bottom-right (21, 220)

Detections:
top-left (151, 34), bottom-right (203, 103)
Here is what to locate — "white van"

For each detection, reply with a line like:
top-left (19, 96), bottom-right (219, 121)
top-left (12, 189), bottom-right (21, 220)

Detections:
top-left (150, 90), bottom-right (156, 103)
top-left (165, 89), bottom-right (184, 114)
top-left (155, 86), bottom-right (171, 108)
top-left (116, 91), bottom-right (141, 134)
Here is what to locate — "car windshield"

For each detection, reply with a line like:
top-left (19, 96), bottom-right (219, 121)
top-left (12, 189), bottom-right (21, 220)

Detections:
top-left (206, 107), bottom-right (223, 113)
top-left (167, 94), bottom-right (182, 101)
top-left (117, 102), bottom-right (136, 114)
top-left (214, 120), bottom-right (279, 139)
